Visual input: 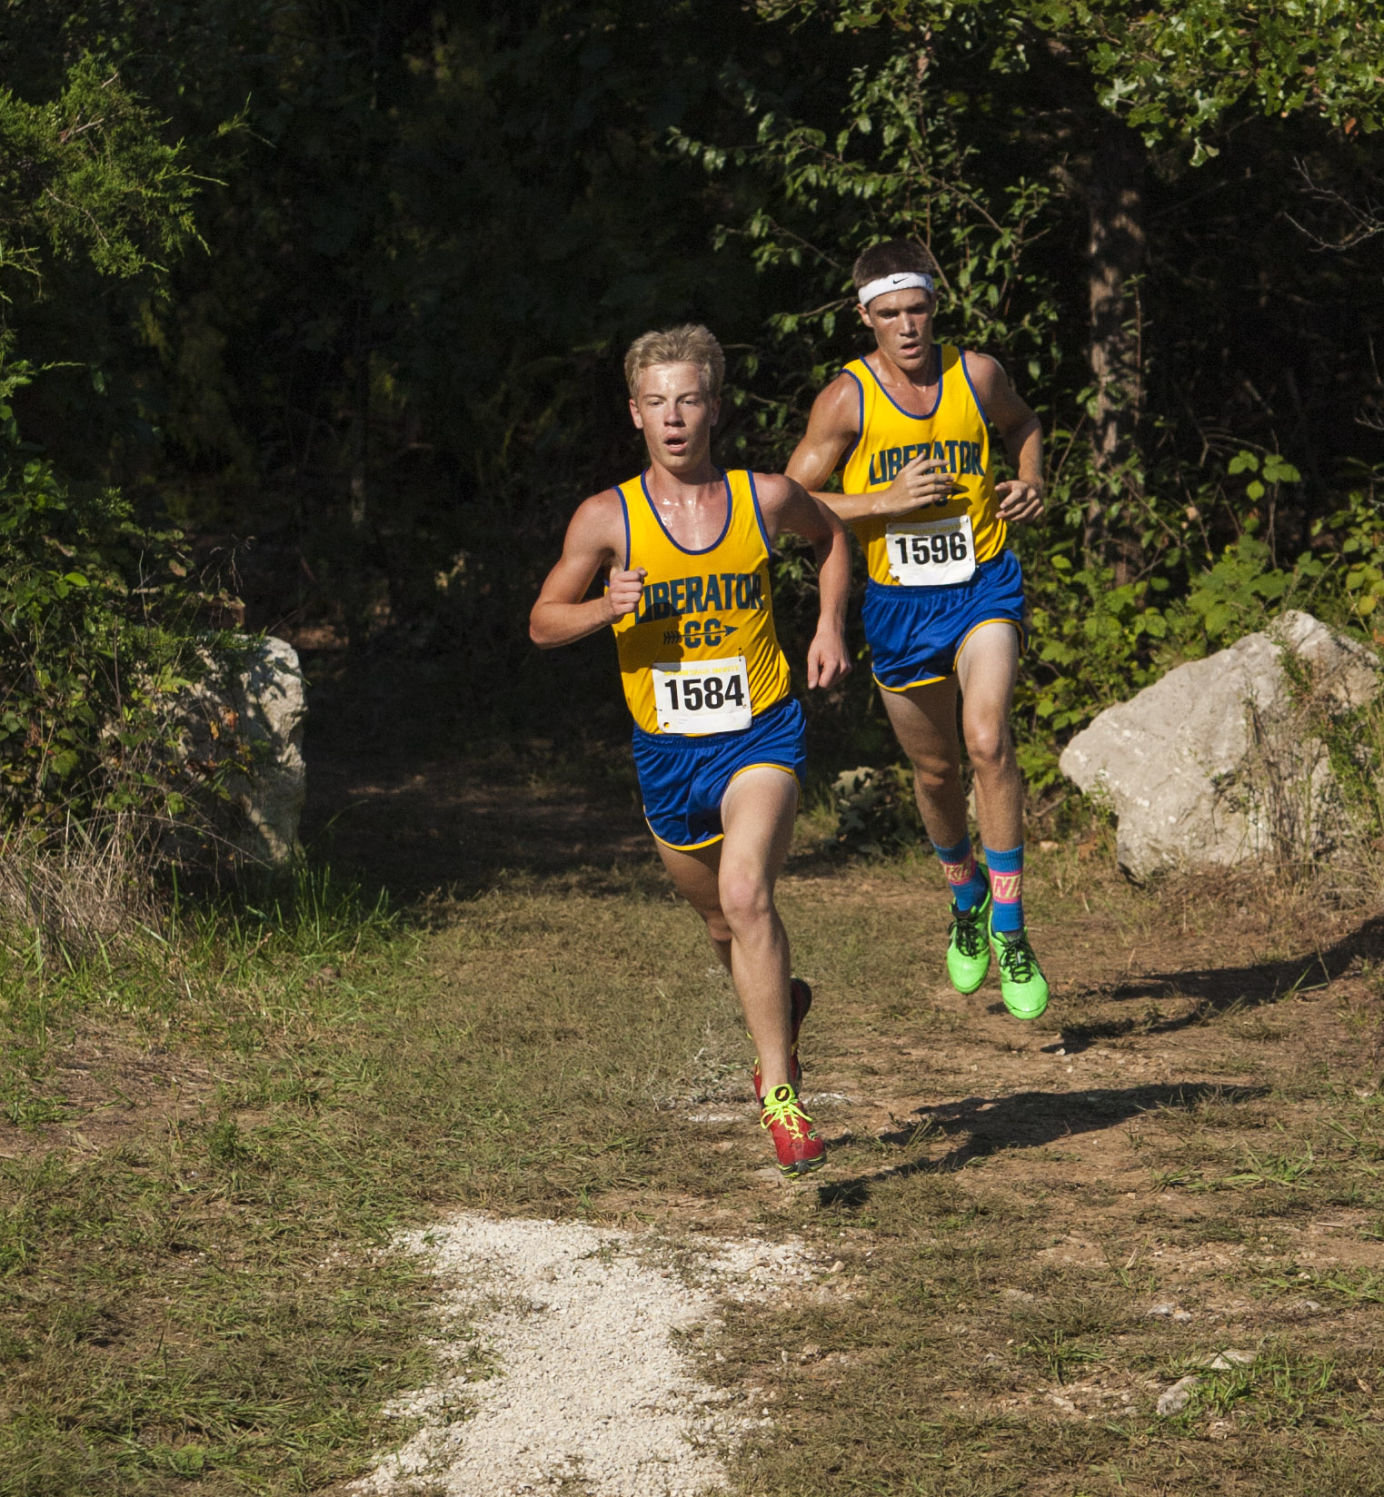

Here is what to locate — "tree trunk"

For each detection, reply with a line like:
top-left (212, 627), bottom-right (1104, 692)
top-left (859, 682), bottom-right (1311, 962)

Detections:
top-left (344, 302), bottom-right (373, 650)
top-left (1084, 125), bottom-right (1146, 578)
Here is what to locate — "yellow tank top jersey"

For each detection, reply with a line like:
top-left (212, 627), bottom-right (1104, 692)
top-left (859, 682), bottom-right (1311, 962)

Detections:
top-left (841, 344), bottom-right (1007, 587)
top-left (611, 469), bottom-right (791, 736)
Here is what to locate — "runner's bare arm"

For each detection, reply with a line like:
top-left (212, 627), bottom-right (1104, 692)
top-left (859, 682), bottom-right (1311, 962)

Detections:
top-left (964, 352), bottom-right (1045, 524)
top-left (756, 473), bottom-right (852, 690)
top-left (529, 491), bottom-right (645, 648)
top-left (786, 374), bottom-right (960, 520)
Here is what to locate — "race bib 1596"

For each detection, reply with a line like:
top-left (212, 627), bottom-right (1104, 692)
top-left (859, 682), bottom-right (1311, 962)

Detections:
top-left (885, 514), bottom-right (976, 586)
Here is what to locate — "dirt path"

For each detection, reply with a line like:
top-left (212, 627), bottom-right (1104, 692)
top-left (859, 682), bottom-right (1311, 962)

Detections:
top-left (346, 860), bottom-right (1382, 1494)
top-left (294, 676), bottom-right (1384, 1494)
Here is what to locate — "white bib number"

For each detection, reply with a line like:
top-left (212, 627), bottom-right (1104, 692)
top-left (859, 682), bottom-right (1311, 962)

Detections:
top-left (886, 515), bottom-right (976, 586)
top-left (654, 656), bottom-right (752, 734)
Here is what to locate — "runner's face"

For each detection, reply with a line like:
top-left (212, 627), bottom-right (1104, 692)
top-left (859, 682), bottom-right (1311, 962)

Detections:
top-left (859, 288), bottom-right (936, 373)
top-left (630, 362), bottom-right (719, 470)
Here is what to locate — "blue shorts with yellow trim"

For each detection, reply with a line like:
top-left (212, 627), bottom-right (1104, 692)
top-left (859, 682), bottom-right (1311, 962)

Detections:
top-left (863, 548), bottom-right (1027, 692)
top-left (630, 695), bottom-right (805, 850)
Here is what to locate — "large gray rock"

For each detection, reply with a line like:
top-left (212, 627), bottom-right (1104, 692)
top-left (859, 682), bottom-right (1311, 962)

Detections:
top-left (1059, 611), bottom-right (1381, 879)
top-left (176, 635), bottom-right (307, 870)
top-left (229, 635), bottom-right (307, 866)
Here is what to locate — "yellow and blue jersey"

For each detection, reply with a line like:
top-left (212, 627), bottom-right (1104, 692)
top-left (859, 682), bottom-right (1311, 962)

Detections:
top-left (840, 344), bottom-right (1006, 586)
top-left (611, 469), bottom-right (792, 735)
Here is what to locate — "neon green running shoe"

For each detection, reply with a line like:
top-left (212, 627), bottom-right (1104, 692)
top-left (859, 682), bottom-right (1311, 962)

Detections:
top-left (945, 887), bottom-right (992, 995)
top-left (989, 925), bottom-right (1049, 1020)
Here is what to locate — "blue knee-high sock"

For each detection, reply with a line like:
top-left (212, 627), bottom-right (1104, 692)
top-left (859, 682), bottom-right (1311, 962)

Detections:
top-left (983, 844), bottom-right (1025, 934)
top-left (932, 836), bottom-right (988, 913)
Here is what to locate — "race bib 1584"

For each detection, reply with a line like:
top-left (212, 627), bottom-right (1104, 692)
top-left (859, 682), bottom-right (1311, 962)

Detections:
top-left (653, 656), bottom-right (753, 734)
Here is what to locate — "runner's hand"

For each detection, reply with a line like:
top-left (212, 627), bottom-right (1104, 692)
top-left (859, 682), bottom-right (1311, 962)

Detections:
top-left (873, 454), bottom-right (963, 516)
top-left (606, 566), bottom-right (646, 621)
top-left (806, 626), bottom-right (851, 690)
top-left (996, 479), bottom-right (1044, 523)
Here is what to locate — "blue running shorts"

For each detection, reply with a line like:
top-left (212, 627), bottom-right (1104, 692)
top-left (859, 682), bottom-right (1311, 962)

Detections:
top-left (863, 547), bottom-right (1028, 692)
top-left (630, 695), bottom-right (806, 850)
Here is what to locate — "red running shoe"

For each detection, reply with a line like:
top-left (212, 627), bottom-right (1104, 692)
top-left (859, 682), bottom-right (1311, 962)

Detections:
top-left (760, 1082), bottom-right (826, 1176)
top-left (752, 978), bottom-right (814, 1105)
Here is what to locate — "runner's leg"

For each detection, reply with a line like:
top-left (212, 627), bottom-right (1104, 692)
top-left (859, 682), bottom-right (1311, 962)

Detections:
top-left (652, 769), bottom-right (796, 1088)
top-left (876, 676), bottom-right (967, 845)
top-left (878, 673), bottom-right (991, 919)
top-left (955, 619), bottom-right (1048, 1016)
top-left (654, 838), bottom-right (733, 973)
top-left (954, 620), bottom-right (1023, 850)
top-left (716, 766), bottom-right (799, 1093)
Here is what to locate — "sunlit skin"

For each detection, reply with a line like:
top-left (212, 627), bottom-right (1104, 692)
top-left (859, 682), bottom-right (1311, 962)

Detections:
top-left (853, 287), bottom-right (965, 509)
top-left (860, 286), bottom-right (938, 382)
top-left (628, 360), bottom-right (720, 488)
top-left (532, 360), bottom-right (852, 689)
top-left (529, 354), bottom-right (852, 1100)
top-left (784, 270), bottom-right (1046, 859)
top-left (792, 286), bottom-right (1046, 525)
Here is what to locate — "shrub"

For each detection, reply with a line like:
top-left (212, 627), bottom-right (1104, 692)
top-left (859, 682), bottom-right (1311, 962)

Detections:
top-left (831, 762), bottom-right (924, 852)
top-left (1015, 480), bottom-right (1384, 797)
top-left (0, 466), bottom-right (210, 827)
top-left (0, 360), bottom-right (241, 859)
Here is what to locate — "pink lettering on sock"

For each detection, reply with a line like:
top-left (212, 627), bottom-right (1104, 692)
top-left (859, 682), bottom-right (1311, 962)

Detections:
top-left (941, 855), bottom-right (976, 886)
top-left (990, 871), bottom-right (1023, 903)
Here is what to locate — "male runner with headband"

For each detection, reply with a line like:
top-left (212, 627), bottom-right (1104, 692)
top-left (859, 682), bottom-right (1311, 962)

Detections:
top-left (531, 324), bottom-right (852, 1174)
top-left (786, 241), bottom-right (1050, 1019)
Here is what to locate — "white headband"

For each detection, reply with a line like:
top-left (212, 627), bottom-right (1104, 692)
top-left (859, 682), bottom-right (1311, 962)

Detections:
top-left (857, 271), bottom-right (935, 306)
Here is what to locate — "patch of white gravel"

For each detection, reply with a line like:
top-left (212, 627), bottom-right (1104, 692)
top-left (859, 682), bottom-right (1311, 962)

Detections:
top-left (354, 1212), bottom-right (821, 1497)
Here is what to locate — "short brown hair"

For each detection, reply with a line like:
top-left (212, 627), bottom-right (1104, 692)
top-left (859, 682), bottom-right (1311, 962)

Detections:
top-left (851, 240), bottom-right (940, 292)
top-left (624, 324), bottom-right (725, 401)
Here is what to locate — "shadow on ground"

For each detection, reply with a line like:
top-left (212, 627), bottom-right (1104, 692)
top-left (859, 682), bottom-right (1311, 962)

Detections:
top-left (293, 643), bottom-right (861, 899)
top-left (295, 645), bottom-right (656, 898)
top-left (1052, 915), bottom-right (1384, 1053)
top-left (818, 1080), bottom-right (1268, 1208)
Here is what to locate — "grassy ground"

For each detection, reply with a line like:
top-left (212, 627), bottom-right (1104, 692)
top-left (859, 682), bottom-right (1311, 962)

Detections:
top-left (2, 761), bottom-right (1382, 1494)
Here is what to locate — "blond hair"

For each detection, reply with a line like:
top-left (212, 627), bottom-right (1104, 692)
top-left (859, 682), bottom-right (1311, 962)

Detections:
top-left (624, 324), bottom-right (725, 400)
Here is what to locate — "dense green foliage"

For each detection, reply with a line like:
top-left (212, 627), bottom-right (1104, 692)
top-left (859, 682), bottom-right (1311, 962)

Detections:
top-left (667, 1), bottom-right (1384, 784)
top-left (1055, 0), bottom-right (1384, 154)
top-left (0, 39), bottom-right (218, 832)
top-left (1017, 492), bottom-right (1384, 793)
top-left (0, 437), bottom-right (205, 825)
top-left (685, 2), bottom-right (1384, 500)
top-left (1, 0), bottom-right (1383, 808)
top-left (0, 54), bottom-right (200, 281)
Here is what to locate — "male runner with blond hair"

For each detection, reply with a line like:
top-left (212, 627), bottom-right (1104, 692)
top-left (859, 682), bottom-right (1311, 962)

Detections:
top-left (787, 242), bottom-right (1050, 1018)
top-left (531, 324), bottom-right (852, 1173)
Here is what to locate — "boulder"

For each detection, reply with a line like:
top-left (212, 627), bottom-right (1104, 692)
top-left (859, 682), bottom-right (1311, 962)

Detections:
top-left (176, 635), bottom-right (307, 870)
top-left (1058, 611), bottom-right (1381, 880)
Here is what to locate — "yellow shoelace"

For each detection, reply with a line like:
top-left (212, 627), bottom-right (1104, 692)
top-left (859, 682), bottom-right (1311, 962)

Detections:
top-left (760, 1087), bottom-right (811, 1134)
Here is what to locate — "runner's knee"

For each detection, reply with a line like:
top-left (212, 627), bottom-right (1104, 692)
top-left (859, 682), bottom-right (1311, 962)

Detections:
top-left (965, 718), bottom-right (1014, 775)
top-left (717, 869), bottom-right (774, 932)
top-left (700, 907), bottom-right (733, 945)
top-left (910, 752), bottom-right (958, 798)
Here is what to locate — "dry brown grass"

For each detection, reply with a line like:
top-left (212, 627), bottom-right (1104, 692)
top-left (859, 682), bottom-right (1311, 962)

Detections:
top-left (0, 815), bottom-right (163, 960)
top-left (3, 732), bottom-right (1383, 1495)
